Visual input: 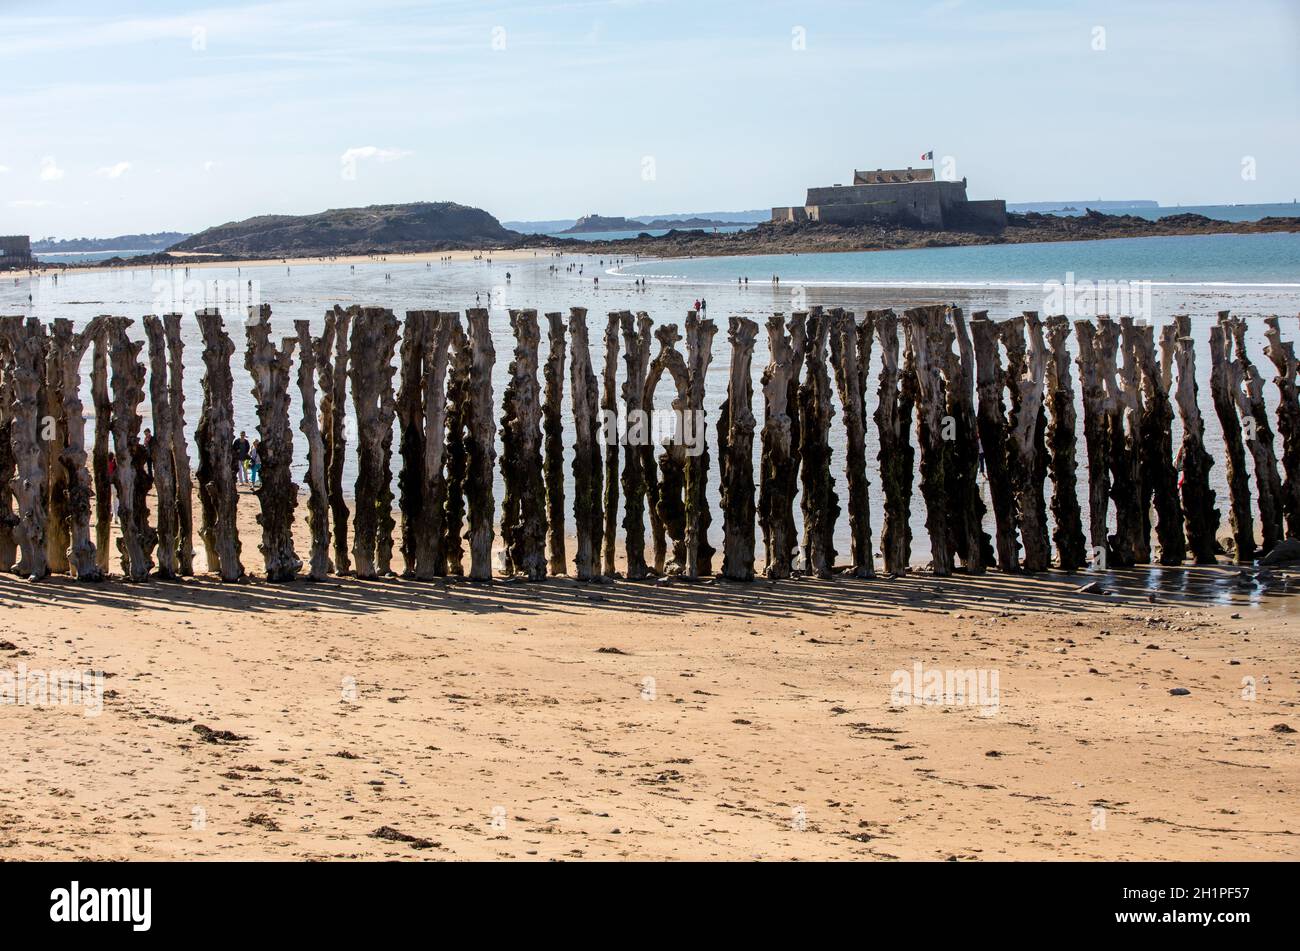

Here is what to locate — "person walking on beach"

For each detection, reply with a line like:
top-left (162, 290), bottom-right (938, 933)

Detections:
top-left (249, 441), bottom-right (263, 487)
top-left (232, 431), bottom-right (250, 486)
top-left (107, 451), bottom-right (119, 516)
top-left (142, 428), bottom-right (154, 479)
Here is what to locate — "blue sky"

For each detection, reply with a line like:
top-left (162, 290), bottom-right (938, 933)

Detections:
top-left (2, 0), bottom-right (1297, 238)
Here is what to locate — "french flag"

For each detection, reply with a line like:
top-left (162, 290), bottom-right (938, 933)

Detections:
top-left (920, 150), bottom-right (933, 161)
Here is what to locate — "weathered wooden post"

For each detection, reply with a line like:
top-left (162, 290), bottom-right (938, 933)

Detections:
top-left (349, 307), bottom-right (399, 579)
top-left (683, 310), bottom-right (716, 579)
top-left (1263, 316), bottom-right (1300, 538)
top-left (415, 313), bottom-right (453, 580)
top-left (397, 310), bottom-right (429, 577)
top-left (501, 308), bottom-right (547, 580)
top-left (1006, 313), bottom-right (1051, 572)
top-left (643, 324), bottom-right (689, 574)
top-left (945, 307), bottom-right (988, 572)
top-left (829, 310), bottom-right (873, 577)
top-left (1074, 320), bottom-right (1109, 565)
top-left (0, 317), bottom-right (19, 572)
top-left (719, 315), bottom-right (758, 581)
top-left (872, 310), bottom-right (914, 575)
top-left (3, 318), bottom-right (49, 579)
top-left (800, 307), bottom-right (839, 578)
top-left (164, 314), bottom-right (195, 575)
top-left (1172, 315), bottom-right (1220, 563)
top-left (1209, 314), bottom-right (1254, 562)
top-left (195, 308), bottom-right (243, 581)
top-left (905, 305), bottom-right (951, 576)
top-left (543, 311), bottom-right (568, 575)
top-left (1229, 316), bottom-right (1284, 554)
top-left (600, 313), bottom-right (621, 577)
top-left (108, 317), bottom-right (155, 580)
top-left (465, 308), bottom-right (496, 581)
top-left (324, 306), bottom-right (353, 575)
top-left (296, 320), bottom-right (332, 580)
top-left (1137, 324), bottom-right (1185, 565)
top-left (245, 306), bottom-right (301, 582)
top-left (54, 318), bottom-right (101, 580)
top-left (971, 314), bottom-right (1018, 570)
top-left (143, 316), bottom-right (179, 579)
top-left (620, 311), bottom-right (652, 579)
top-left (43, 325), bottom-right (70, 575)
top-left (568, 307), bottom-right (603, 580)
top-left (759, 312), bottom-right (806, 578)
top-left (443, 316), bottom-right (470, 576)
top-left (1110, 318), bottom-right (1147, 564)
top-left (1043, 315), bottom-right (1088, 571)
top-left (89, 319), bottom-right (113, 573)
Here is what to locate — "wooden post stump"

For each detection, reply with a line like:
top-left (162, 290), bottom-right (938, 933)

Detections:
top-left (759, 312), bottom-right (806, 578)
top-left (296, 320), bottom-right (332, 580)
top-left (196, 309), bottom-right (243, 581)
top-left (719, 315), bottom-right (758, 581)
top-left (568, 307), bottom-right (603, 580)
top-left (543, 312), bottom-right (568, 575)
top-left (800, 307), bottom-right (839, 578)
top-left (1172, 315), bottom-right (1220, 563)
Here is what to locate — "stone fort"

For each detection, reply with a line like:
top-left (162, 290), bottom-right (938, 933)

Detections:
top-left (772, 167), bottom-right (1006, 230)
top-left (0, 235), bottom-right (32, 269)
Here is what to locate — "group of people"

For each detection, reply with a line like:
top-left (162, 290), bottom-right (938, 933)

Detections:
top-left (231, 431), bottom-right (262, 487)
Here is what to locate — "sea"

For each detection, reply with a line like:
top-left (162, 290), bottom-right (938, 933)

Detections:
top-left (4, 224), bottom-right (1298, 573)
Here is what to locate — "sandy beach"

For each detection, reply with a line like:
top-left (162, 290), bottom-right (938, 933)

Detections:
top-left (2, 492), bottom-right (1296, 862)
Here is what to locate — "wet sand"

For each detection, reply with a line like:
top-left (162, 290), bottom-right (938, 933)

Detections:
top-left (1, 495), bottom-right (1296, 861)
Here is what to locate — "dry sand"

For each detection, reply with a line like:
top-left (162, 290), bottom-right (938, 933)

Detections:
top-left (1, 492), bottom-right (1297, 861)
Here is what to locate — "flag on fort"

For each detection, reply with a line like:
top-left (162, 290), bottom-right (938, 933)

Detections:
top-left (920, 150), bottom-right (934, 161)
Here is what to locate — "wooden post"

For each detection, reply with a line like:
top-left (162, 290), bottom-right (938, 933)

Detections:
top-left (971, 313), bottom-right (1018, 570)
top-left (108, 318), bottom-right (155, 580)
top-left (1108, 318), bottom-right (1147, 564)
top-left (600, 312), bottom-right (621, 577)
top-left (905, 305), bottom-right (951, 576)
top-left (349, 307), bottom-right (399, 579)
top-left (684, 310), bottom-right (716, 579)
top-left (3, 318), bottom-right (48, 579)
top-left (89, 319), bottom-right (113, 573)
top-left (1172, 315), bottom-right (1220, 563)
top-left (1209, 314), bottom-right (1254, 562)
top-left (1074, 320), bottom-right (1109, 565)
top-left (759, 312), bottom-right (806, 578)
top-left (443, 315), bottom-right (470, 576)
top-left (501, 308), bottom-right (546, 580)
top-left (296, 319), bottom-right (332, 580)
top-left (643, 324), bottom-right (689, 574)
top-left (543, 311), bottom-right (568, 575)
top-left (568, 307), bottom-right (603, 580)
top-left (829, 310), bottom-right (874, 577)
top-left (620, 311), bottom-right (652, 579)
top-left (0, 316), bottom-right (19, 572)
top-left (195, 308), bottom-right (243, 581)
top-left (945, 307), bottom-right (988, 572)
top-left (44, 324), bottom-right (70, 574)
top-left (245, 306), bottom-right (301, 582)
top-left (719, 315), bottom-right (758, 581)
top-left (164, 314), bottom-right (195, 576)
top-left (872, 310), bottom-right (914, 575)
top-left (325, 306), bottom-right (352, 575)
top-left (1006, 313), bottom-right (1051, 572)
top-left (397, 311), bottom-right (429, 577)
top-left (1229, 316), bottom-right (1285, 554)
top-left (465, 308), bottom-right (496, 581)
top-left (55, 318), bottom-right (101, 580)
top-left (1137, 324), bottom-right (1186, 565)
top-left (1044, 315), bottom-right (1089, 571)
top-left (1263, 316), bottom-right (1300, 538)
top-left (143, 316), bottom-right (179, 579)
top-left (800, 307), bottom-right (839, 578)
top-left (415, 313), bottom-right (453, 580)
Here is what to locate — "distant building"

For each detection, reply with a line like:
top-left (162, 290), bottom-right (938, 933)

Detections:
top-left (772, 166), bottom-right (1006, 230)
top-left (0, 235), bottom-right (33, 269)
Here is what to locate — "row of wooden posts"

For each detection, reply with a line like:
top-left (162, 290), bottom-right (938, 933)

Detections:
top-left (1, 306), bottom-right (1298, 585)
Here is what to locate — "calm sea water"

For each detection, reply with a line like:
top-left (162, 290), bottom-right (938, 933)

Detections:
top-left (3, 231), bottom-right (1298, 569)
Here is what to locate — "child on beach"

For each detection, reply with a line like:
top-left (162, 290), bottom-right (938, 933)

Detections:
top-left (249, 441), bottom-right (262, 487)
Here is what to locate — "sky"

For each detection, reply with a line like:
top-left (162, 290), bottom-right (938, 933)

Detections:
top-left (1, 0), bottom-right (1298, 239)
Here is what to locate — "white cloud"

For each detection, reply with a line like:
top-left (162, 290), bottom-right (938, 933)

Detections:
top-left (340, 145), bottom-right (412, 166)
top-left (94, 161), bottom-right (133, 179)
top-left (39, 156), bottom-right (64, 181)
top-left (202, 160), bottom-right (217, 172)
